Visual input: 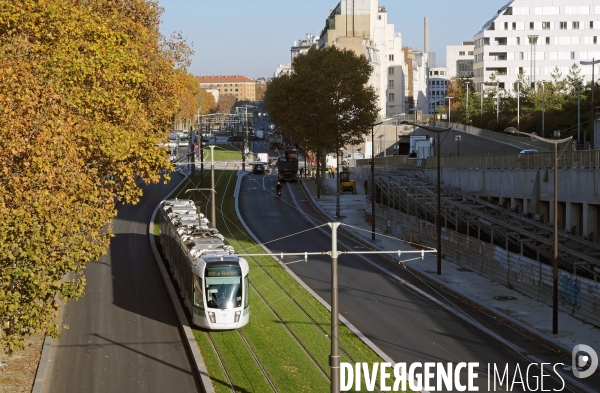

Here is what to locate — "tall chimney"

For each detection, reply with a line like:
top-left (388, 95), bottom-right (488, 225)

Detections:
top-left (424, 17), bottom-right (429, 54)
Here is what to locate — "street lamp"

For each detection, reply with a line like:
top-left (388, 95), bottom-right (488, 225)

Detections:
top-left (504, 127), bottom-right (572, 334)
top-left (310, 114), bottom-right (322, 199)
top-left (407, 122), bottom-right (452, 275)
top-left (370, 118), bottom-right (392, 241)
top-left (542, 80), bottom-right (546, 137)
top-left (465, 82), bottom-right (470, 123)
top-left (580, 58), bottom-right (600, 148)
top-left (446, 96), bottom-right (454, 123)
top-left (578, 81), bottom-right (582, 144)
top-left (517, 81), bottom-right (520, 131)
top-left (496, 82), bottom-right (500, 126)
top-left (480, 82), bottom-right (484, 119)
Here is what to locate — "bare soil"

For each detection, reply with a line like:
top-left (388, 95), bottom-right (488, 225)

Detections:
top-left (0, 334), bottom-right (44, 393)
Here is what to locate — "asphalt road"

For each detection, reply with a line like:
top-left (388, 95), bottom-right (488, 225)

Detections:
top-left (47, 173), bottom-right (200, 393)
top-left (239, 146), bottom-right (585, 392)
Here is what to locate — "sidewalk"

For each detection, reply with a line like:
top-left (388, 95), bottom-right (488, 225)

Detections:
top-left (301, 172), bottom-right (600, 359)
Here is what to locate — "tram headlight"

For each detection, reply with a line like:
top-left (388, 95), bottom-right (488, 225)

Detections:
top-left (234, 311), bottom-right (241, 323)
top-left (208, 311), bottom-right (216, 323)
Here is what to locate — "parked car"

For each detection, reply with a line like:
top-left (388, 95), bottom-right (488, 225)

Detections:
top-left (518, 149), bottom-right (539, 159)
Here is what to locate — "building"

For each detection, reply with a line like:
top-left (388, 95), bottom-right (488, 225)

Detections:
top-left (428, 67), bottom-right (450, 113)
top-left (473, 0), bottom-right (600, 92)
top-left (291, 33), bottom-right (320, 62)
top-left (196, 75), bottom-right (256, 102)
top-left (446, 42), bottom-right (475, 78)
top-left (318, 0), bottom-right (414, 117)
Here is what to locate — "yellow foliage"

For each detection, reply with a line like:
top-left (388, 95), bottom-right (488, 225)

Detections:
top-left (0, 0), bottom-right (191, 353)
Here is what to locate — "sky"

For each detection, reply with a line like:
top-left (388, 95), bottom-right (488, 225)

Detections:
top-left (156, 0), bottom-right (510, 79)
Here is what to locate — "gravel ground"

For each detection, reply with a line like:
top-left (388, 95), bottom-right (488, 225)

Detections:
top-left (0, 334), bottom-right (44, 393)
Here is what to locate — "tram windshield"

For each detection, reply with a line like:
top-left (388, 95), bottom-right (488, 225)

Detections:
top-left (205, 266), bottom-right (242, 310)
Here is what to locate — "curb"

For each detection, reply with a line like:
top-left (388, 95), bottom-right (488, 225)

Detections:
top-left (148, 173), bottom-right (215, 393)
top-left (31, 336), bottom-right (52, 393)
top-left (298, 178), bottom-right (597, 393)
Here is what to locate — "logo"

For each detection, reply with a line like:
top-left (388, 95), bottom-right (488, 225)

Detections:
top-left (572, 344), bottom-right (598, 379)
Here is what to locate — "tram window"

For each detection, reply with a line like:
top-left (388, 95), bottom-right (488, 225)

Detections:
top-left (244, 275), bottom-right (249, 309)
top-left (194, 276), bottom-right (203, 307)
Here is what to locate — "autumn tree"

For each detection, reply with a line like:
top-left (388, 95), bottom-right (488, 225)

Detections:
top-left (0, 0), bottom-right (190, 353)
top-left (217, 94), bottom-right (237, 114)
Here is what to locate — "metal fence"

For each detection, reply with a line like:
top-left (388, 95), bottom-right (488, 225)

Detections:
top-left (371, 204), bottom-right (600, 328)
top-left (355, 150), bottom-right (600, 170)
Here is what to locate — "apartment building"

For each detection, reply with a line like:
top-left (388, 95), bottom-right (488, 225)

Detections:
top-left (446, 42), bottom-right (475, 78)
top-left (428, 67), bottom-right (450, 113)
top-left (196, 75), bottom-right (256, 102)
top-left (318, 0), bottom-right (412, 117)
top-left (473, 0), bottom-right (600, 92)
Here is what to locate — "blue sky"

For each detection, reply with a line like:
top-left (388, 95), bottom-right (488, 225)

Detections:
top-left (156, 0), bottom-right (509, 79)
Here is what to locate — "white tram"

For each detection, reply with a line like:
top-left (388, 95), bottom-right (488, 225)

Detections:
top-left (158, 199), bottom-right (250, 329)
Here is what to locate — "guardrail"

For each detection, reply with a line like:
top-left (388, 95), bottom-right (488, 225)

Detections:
top-left (355, 150), bottom-right (600, 170)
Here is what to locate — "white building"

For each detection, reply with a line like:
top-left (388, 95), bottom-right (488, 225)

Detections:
top-left (291, 33), bottom-right (320, 61)
top-left (427, 67), bottom-right (450, 114)
top-left (446, 42), bottom-right (475, 78)
top-left (319, 0), bottom-right (419, 117)
top-left (473, 0), bottom-right (600, 92)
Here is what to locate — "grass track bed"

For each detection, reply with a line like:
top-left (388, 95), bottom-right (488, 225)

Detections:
top-left (159, 169), bottom-right (415, 392)
top-left (242, 286), bottom-right (329, 392)
top-left (208, 330), bottom-right (273, 392)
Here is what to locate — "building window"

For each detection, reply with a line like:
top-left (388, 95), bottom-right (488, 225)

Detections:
top-left (459, 51), bottom-right (465, 56)
top-left (573, 21), bottom-right (579, 29)
top-left (388, 67), bottom-right (394, 75)
top-left (542, 22), bottom-right (550, 30)
top-left (504, 22), bottom-right (508, 30)
top-left (571, 51), bottom-right (575, 60)
top-left (591, 21), bottom-right (594, 29)
top-left (378, 15), bottom-right (381, 20)
top-left (516, 37), bottom-right (520, 45)
top-left (519, 52), bottom-right (524, 60)
top-left (560, 22), bottom-right (567, 30)
top-left (512, 22), bottom-right (517, 30)
top-left (388, 93), bottom-right (394, 101)
top-left (388, 79), bottom-right (394, 88)
top-left (389, 54), bottom-right (394, 61)
top-left (468, 51), bottom-right (473, 55)
top-left (546, 37), bottom-right (550, 44)
top-left (530, 22), bottom-right (534, 29)
top-left (595, 36), bottom-right (598, 44)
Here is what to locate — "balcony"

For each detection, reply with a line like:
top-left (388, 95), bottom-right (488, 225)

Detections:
top-left (489, 52), bottom-right (507, 61)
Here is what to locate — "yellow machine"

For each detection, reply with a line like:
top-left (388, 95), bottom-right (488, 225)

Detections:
top-left (339, 169), bottom-right (357, 194)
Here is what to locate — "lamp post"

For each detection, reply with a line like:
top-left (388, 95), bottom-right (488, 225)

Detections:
top-left (465, 82), bottom-right (470, 123)
top-left (580, 58), bottom-right (599, 149)
top-left (480, 82), bottom-right (484, 119)
top-left (496, 82), bottom-right (500, 126)
top-left (209, 145), bottom-right (216, 225)
top-left (517, 81), bottom-right (520, 131)
top-left (504, 128), bottom-right (572, 334)
top-left (542, 81), bottom-right (546, 137)
top-left (370, 119), bottom-right (393, 241)
top-left (310, 114), bottom-right (321, 199)
top-left (408, 122), bottom-right (452, 275)
top-left (446, 96), bottom-right (454, 123)
top-left (578, 81), bottom-right (581, 145)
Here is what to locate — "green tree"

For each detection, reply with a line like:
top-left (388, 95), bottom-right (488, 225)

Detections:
top-left (264, 46), bottom-right (378, 164)
top-left (0, 0), bottom-right (190, 353)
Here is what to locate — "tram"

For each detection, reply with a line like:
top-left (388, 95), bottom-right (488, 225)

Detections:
top-left (158, 199), bottom-right (250, 329)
